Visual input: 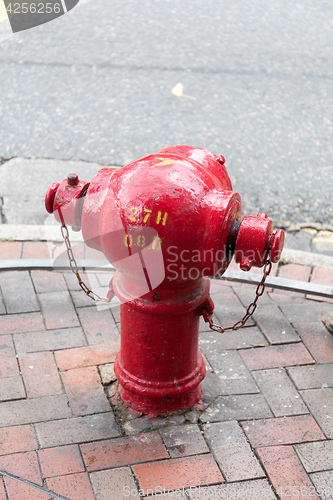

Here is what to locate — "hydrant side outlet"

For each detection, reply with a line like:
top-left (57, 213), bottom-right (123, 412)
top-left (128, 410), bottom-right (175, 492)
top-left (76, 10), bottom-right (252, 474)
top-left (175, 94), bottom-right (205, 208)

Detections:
top-left (45, 145), bottom-right (285, 416)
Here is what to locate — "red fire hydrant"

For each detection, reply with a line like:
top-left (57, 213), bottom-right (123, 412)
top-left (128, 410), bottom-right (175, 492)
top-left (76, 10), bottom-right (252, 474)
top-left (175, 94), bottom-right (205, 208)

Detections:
top-left (45, 146), bottom-right (284, 416)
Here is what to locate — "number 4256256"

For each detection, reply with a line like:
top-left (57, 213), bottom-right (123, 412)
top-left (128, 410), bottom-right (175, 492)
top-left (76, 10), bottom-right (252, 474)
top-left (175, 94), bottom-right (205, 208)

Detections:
top-left (6, 3), bottom-right (62, 14)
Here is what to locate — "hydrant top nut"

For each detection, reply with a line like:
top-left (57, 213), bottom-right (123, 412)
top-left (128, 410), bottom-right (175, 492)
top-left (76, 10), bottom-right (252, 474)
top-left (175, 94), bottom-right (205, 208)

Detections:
top-left (67, 173), bottom-right (79, 187)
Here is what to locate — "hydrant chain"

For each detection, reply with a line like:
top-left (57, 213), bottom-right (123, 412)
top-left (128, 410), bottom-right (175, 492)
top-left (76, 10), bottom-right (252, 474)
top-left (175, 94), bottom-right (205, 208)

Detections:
top-left (205, 257), bottom-right (272, 334)
top-left (61, 222), bottom-right (112, 303)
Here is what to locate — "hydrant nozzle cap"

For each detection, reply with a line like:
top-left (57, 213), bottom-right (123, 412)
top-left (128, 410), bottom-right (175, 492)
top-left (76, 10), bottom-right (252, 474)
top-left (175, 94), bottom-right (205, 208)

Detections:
top-left (270, 229), bottom-right (285, 263)
top-left (45, 182), bottom-right (60, 214)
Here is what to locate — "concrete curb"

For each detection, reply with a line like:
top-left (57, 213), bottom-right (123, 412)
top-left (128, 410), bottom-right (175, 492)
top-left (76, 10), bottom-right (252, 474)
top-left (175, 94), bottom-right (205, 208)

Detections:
top-left (1, 224), bottom-right (333, 270)
top-left (281, 248), bottom-right (333, 270)
top-left (0, 224), bottom-right (84, 242)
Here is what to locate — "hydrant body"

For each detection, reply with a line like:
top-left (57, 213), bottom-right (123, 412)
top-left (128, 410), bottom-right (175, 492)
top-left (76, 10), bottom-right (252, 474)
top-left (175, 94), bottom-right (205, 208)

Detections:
top-left (46, 146), bottom-right (284, 416)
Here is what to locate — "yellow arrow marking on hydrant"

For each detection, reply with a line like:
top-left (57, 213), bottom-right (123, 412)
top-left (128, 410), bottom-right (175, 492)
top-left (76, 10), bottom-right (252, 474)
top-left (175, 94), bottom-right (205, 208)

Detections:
top-left (150, 157), bottom-right (180, 169)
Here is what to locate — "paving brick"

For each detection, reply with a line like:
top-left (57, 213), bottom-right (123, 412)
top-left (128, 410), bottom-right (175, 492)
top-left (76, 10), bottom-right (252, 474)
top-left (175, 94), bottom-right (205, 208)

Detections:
top-left (81, 432), bottom-right (168, 471)
top-left (268, 291), bottom-right (306, 304)
top-left (14, 327), bottom-right (87, 354)
top-left (36, 413), bottom-right (119, 448)
top-left (159, 424), bottom-right (209, 458)
top-left (0, 376), bottom-right (25, 401)
top-left (95, 270), bottom-right (114, 287)
top-left (200, 355), bottom-right (214, 373)
top-left (19, 352), bottom-right (63, 398)
top-left (0, 395), bottom-right (71, 428)
top-left (90, 467), bottom-right (139, 500)
top-left (0, 480), bottom-right (6, 500)
top-left (280, 301), bottom-right (333, 324)
top-left (209, 277), bottom-right (236, 291)
top-left (0, 296), bottom-right (5, 315)
top-left (199, 328), bottom-right (268, 352)
top-left (0, 271), bottom-right (39, 314)
top-left (30, 270), bottom-right (67, 294)
top-left (0, 312), bottom-right (44, 335)
top-left (4, 480), bottom-right (51, 499)
top-left (307, 267), bottom-right (333, 303)
top-left (22, 242), bottom-right (50, 260)
top-left (99, 363), bottom-right (116, 385)
top-left (84, 246), bottom-right (107, 261)
top-left (300, 388), bottom-right (333, 438)
top-left (213, 295), bottom-right (256, 328)
top-left (64, 270), bottom-right (97, 291)
top-left (310, 471), bottom-right (333, 499)
top-left (38, 291), bottom-right (79, 330)
top-left (295, 440), bottom-right (333, 473)
top-left (253, 304), bottom-right (300, 344)
top-left (146, 492), bottom-right (186, 499)
top-left (123, 414), bottom-right (186, 436)
top-left (200, 371), bottom-right (228, 401)
top-left (0, 242), bottom-right (22, 259)
top-left (53, 242), bottom-right (85, 262)
top-left (205, 350), bottom-right (259, 394)
top-left (199, 394), bottom-right (273, 423)
top-left (278, 263), bottom-right (312, 281)
top-left (287, 364), bottom-right (333, 389)
top-left (204, 421), bottom-right (264, 481)
top-left (77, 306), bottom-right (119, 344)
top-left (252, 261), bottom-right (279, 277)
top-left (241, 415), bottom-right (325, 447)
top-left (46, 472), bottom-right (95, 500)
top-left (294, 322), bottom-right (333, 363)
top-left (252, 368), bottom-right (308, 417)
top-left (38, 444), bottom-right (85, 478)
top-left (322, 311), bottom-right (333, 333)
top-left (55, 341), bottom-right (120, 370)
top-left (276, 263), bottom-right (312, 300)
top-left (239, 343), bottom-right (314, 370)
top-left (133, 455), bottom-right (223, 492)
top-left (61, 366), bottom-right (110, 416)
top-left (0, 335), bottom-right (19, 378)
top-left (187, 479), bottom-right (276, 499)
top-left (70, 290), bottom-right (99, 308)
top-left (111, 303), bottom-right (120, 324)
top-left (0, 451), bottom-right (42, 484)
top-left (256, 445), bottom-right (318, 500)
top-left (233, 283), bottom-right (274, 307)
top-left (0, 425), bottom-right (37, 455)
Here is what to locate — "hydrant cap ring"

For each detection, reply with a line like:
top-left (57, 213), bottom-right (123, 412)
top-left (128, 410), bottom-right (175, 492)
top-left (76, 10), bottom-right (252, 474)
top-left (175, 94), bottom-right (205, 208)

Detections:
top-left (45, 182), bottom-right (60, 214)
top-left (270, 229), bottom-right (285, 263)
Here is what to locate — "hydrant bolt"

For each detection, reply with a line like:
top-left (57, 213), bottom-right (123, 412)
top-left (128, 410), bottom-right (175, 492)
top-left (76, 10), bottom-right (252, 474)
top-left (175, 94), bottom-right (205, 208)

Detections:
top-left (67, 173), bottom-right (79, 187)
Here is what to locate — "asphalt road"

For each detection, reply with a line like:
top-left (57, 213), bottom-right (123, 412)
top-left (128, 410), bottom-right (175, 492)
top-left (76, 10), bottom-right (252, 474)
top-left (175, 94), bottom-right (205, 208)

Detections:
top-left (0, 0), bottom-right (333, 228)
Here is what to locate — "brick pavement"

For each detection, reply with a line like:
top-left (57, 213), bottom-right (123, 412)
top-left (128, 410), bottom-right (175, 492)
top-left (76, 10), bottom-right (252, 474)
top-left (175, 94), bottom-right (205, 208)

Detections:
top-left (0, 243), bottom-right (332, 499)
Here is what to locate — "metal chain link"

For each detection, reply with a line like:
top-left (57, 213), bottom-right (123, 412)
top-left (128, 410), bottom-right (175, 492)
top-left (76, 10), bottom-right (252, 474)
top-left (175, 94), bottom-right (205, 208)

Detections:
top-left (207, 257), bottom-right (273, 333)
top-left (61, 223), bottom-right (111, 303)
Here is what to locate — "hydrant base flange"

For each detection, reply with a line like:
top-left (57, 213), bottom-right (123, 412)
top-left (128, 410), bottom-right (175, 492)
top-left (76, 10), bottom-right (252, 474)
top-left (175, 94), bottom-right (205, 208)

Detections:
top-left (114, 351), bottom-right (205, 416)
